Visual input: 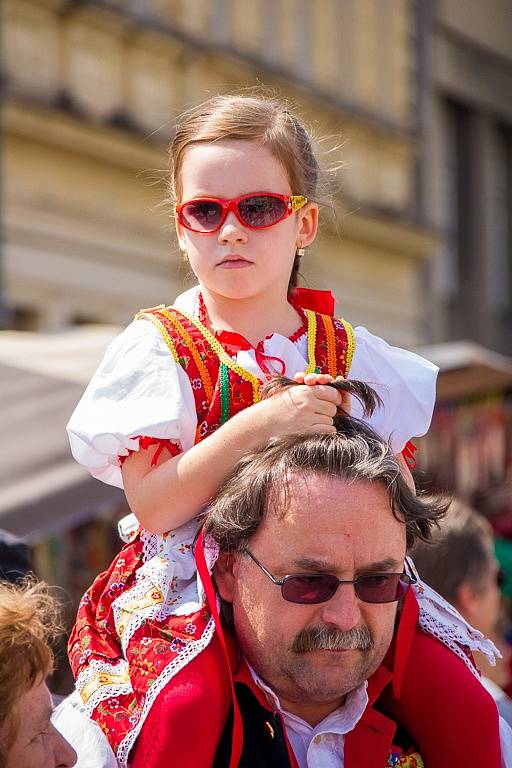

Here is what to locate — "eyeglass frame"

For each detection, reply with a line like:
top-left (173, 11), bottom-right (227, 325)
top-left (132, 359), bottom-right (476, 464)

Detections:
top-left (175, 192), bottom-right (308, 234)
top-left (244, 548), bottom-right (417, 605)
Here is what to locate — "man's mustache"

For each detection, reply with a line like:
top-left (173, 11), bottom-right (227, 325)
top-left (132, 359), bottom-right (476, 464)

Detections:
top-left (291, 625), bottom-right (374, 653)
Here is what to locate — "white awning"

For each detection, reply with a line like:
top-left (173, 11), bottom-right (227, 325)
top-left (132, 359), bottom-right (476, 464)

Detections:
top-left (418, 340), bottom-right (512, 400)
top-left (0, 327), bottom-right (124, 542)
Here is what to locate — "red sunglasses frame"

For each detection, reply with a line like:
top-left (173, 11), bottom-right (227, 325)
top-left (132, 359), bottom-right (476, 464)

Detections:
top-left (175, 192), bottom-right (308, 233)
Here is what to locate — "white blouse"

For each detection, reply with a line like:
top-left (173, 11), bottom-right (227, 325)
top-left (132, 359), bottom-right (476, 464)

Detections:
top-left (67, 286), bottom-right (438, 489)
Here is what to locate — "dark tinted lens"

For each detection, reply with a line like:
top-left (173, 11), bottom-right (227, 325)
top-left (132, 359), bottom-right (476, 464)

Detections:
top-left (497, 568), bottom-right (507, 589)
top-left (180, 201), bottom-right (223, 232)
top-left (356, 573), bottom-right (410, 603)
top-left (238, 195), bottom-right (287, 227)
top-left (281, 574), bottom-right (339, 604)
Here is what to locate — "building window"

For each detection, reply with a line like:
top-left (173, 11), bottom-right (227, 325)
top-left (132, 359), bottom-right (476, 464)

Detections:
top-left (444, 99), bottom-right (474, 302)
top-left (493, 125), bottom-right (512, 318)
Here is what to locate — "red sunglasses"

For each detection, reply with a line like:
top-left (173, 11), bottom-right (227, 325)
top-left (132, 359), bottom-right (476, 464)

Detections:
top-left (176, 192), bottom-right (308, 234)
top-left (245, 549), bottom-right (416, 605)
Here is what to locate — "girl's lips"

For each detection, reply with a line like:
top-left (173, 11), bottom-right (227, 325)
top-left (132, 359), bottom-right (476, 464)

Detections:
top-left (218, 256), bottom-right (252, 269)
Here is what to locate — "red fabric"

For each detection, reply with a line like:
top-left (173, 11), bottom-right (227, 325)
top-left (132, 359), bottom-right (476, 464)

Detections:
top-left (195, 531), bottom-right (243, 768)
top-left (289, 287), bottom-right (336, 315)
top-left (118, 436), bottom-right (181, 466)
top-left (198, 290), bottom-right (309, 379)
top-left (401, 440), bottom-right (417, 470)
top-left (381, 630), bottom-right (502, 768)
top-left (130, 630), bottom-right (231, 768)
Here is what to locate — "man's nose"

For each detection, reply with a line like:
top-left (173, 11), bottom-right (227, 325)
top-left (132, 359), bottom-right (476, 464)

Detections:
top-left (317, 583), bottom-right (362, 631)
top-left (218, 211), bottom-right (248, 244)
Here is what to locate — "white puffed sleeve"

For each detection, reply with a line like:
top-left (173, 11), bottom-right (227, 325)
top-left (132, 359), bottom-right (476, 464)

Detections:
top-left (66, 319), bottom-right (198, 488)
top-left (348, 326), bottom-right (438, 452)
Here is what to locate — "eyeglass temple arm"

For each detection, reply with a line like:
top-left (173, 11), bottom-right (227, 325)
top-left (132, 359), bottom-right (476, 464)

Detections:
top-left (244, 549), bottom-right (285, 586)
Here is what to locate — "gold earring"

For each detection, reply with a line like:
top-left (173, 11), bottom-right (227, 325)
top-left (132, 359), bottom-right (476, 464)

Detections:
top-left (296, 241), bottom-right (305, 257)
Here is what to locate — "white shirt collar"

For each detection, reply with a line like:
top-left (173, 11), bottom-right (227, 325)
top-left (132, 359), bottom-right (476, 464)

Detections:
top-left (246, 662), bottom-right (369, 737)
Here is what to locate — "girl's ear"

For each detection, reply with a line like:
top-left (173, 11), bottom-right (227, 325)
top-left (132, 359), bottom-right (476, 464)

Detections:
top-left (213, 552), bottom-right (236, 602)
top-left (175, 218), bottom-right (188, 255)
top-left (297, 202), bottom-right (319, 248)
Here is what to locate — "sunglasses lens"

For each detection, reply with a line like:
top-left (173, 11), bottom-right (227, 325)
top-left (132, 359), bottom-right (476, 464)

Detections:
top-left (356, 574), bottom-right (410, 603)
top-left (180, 201), bottom-right (223, 232)
top-left (282, 574), bottom-right (339, 604)
top-left (238, 195), bottom-right (287, 228)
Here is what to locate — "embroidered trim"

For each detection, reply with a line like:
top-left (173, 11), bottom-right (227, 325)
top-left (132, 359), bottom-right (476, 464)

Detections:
top-left (135, 310), bottom-right (180, 365)
top-left (170, 306), bottom-right (261, 402)
top-left (219, 362), bottom-right (231, 424)
top-left (342, 317), bottom-right (355, 375)
top-left (304, 309), bottom-right (318, 374)
top-left (321, 313), bottom-right (338, 377)
top-left (158, 308), bottom-right (215, 401)
top-left (76, 659), bottom-right (132, 711)
top-left (115, 616), bottom-right (216, 768)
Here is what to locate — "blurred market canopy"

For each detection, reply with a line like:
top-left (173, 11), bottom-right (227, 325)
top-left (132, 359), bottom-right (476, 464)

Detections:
top-left (0, 327), bottom-right (124, 542)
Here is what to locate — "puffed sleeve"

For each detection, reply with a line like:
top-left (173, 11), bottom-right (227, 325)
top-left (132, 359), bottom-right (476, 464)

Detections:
top-left (348, 326), bottom-right (438, 452)
top-left (66, 319), bottom-right (197, 488)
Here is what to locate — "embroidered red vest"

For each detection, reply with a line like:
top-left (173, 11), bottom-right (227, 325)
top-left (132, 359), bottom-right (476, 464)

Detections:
top-left (135, 303), bottom-right (355, 442)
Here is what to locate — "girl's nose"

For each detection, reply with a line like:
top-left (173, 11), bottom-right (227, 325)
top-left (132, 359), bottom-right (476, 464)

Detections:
top-left (218, 211), bottom-right (248, 244)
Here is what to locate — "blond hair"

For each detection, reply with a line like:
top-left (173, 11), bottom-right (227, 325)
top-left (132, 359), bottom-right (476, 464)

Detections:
top-left (169, 94), bottom-right (328, 291)
top-left (0, 579), bottom-right (61, 750)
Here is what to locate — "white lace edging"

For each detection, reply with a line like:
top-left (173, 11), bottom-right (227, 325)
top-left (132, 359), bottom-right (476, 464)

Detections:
top-left (115, 614), bottom-right (216, 768)
top-left (408, 559), bottom-right (500, 678)
top-left (75, 659), bottom-right (132, 718)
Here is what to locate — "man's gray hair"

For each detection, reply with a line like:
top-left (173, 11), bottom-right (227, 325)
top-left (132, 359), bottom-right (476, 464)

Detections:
top-left (204, 379), bottom-right (447, 551)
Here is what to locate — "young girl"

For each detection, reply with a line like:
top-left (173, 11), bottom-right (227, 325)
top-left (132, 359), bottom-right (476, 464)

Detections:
top-left (67, 95), bottom-right (502, 767)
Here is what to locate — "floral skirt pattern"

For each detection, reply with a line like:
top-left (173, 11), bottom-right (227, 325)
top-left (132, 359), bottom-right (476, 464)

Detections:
top-left (68, 519), bottom-right (215, 767)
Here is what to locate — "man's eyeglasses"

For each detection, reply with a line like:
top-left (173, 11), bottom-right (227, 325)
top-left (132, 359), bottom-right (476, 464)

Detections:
top-left (244, 549), bottom-right (416, 605)
top-left (176, 192), bottom-right (308, 233)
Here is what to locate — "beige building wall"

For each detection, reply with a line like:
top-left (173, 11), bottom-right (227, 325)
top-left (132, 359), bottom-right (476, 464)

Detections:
top-left (2, 0), bottom-right (435, 346)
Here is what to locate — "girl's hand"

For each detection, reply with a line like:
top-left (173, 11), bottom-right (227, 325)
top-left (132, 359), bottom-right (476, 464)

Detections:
top-left (293, 372), bottom-right (351, 414)
top-left (253, 383), bottom-right (342, 439)
top-left (293, 371), bottom-right (338, 386)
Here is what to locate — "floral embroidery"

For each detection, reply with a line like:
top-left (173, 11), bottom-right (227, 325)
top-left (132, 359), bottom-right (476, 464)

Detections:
top-left (387, 749), bottom-right (424, 767)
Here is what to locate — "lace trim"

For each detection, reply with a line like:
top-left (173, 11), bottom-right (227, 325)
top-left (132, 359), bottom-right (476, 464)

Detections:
top-left (409, 557), bottom-right (500, 677)
top-left (75, 659), bottom-right (132, 717)
top-left (115, 615), bottom-right (216, 767)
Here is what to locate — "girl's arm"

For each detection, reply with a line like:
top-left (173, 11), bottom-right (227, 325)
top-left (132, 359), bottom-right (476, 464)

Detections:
top-left (122, 384), bottom-right (341, 534)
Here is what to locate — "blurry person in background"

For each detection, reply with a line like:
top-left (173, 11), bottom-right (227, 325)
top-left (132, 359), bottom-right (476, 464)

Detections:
top-left (0, 529), bottom-right (33, 583)
top-left (0, 578), bottom-right (76, 768)
top-left (413, 498), bottom-right (512, 725)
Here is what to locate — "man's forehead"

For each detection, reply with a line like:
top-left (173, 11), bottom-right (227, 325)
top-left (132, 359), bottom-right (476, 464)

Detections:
top-left (266, 471), bottom-right (394, 521)
top-left (252, 471), bottom-right (406, 564)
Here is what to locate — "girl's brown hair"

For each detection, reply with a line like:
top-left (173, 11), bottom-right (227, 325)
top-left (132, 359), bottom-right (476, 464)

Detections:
top-left (169, 94), bottom-right (325, 291)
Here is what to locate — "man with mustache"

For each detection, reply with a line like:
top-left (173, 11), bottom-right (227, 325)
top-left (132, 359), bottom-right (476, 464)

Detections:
top-left (127, 381), bottom-right (511, 768)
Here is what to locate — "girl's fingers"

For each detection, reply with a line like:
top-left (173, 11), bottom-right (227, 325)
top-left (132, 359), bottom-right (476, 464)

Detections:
top-left (310, 384), bottom-right (343, 404)
top-left (303, 372), bottom-right (335, 386)
top-left (313, 401), bottom-right (338, 418)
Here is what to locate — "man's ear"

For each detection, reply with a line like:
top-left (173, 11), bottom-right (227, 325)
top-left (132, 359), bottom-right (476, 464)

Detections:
top-left (213, 552), bottom-right (236, 602)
